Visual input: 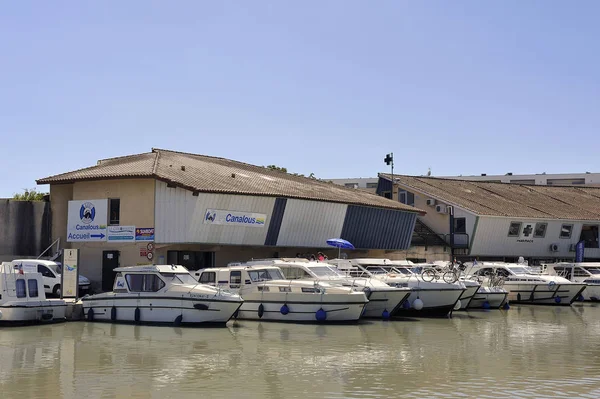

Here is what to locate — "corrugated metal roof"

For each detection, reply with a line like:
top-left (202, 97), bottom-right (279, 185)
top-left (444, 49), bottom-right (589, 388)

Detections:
top-left (36, 149), bottom-right (425, 213)
top-left (382, 174), bottom-right (600, 220)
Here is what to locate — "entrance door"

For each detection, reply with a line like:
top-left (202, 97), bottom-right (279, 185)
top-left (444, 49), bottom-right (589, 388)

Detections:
top-left (102, 251), bottom-right (120, 292)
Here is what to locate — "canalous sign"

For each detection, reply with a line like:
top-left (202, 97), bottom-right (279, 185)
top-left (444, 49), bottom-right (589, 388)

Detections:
top-left (66, 199), bottom-right (108, 242)
top-left (203, 209), bottom-right (267, 227)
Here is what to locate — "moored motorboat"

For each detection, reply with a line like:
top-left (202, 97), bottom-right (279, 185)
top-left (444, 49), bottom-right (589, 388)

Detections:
top-left (542, 262), bottom-right (600, 301)
top-left (81, 264), bottom-right (243, 326)
top-left (195, 265), bottom-right (368, 323)
top-left (0, 262), bottom-right (66, 325)
top-left (467, 262), bottom-right (586, 306)
top-left (413, 262), bottom-right (481, 310)
top-left (329, 259), bottom-right (465, 318)
top-left (235, 258), bottom-right (411, 319)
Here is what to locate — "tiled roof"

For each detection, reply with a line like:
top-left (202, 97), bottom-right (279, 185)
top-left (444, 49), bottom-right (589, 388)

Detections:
top-left (380, 174), bottom-right (600, 220)
top-left (36, 149), bottom-right (425, 213)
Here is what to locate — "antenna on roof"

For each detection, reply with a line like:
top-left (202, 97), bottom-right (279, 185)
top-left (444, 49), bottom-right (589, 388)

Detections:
top-left (427, 167), bottom-right (431, 177)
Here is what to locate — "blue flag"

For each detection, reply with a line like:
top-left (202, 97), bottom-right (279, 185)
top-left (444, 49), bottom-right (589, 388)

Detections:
top-left (575, 241), bottom-right (585, 263)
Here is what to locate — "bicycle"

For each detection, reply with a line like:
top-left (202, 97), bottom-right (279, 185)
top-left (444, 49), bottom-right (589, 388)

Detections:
top-left (421, 264), bottom-right (459, 284)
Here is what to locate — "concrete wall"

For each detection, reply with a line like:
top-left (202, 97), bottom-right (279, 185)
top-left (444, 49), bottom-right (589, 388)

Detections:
top-left (0, 199), bottom-right (51, 258)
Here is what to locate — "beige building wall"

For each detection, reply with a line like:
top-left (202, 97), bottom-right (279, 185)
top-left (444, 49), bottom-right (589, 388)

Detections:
top-left (49, 179), bottom-right (156, 290)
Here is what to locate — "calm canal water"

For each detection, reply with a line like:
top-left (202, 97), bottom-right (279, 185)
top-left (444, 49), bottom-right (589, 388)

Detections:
top-left (2, 304), bottom-right (600, 399)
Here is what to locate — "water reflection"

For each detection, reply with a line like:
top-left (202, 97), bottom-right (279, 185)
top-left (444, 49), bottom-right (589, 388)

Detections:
top-left (2, 305), bottom-right (600, 398)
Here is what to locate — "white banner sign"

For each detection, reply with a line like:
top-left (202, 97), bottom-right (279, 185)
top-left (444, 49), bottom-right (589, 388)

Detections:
top-left (107, 225), bottom-right (136, 242)
top-left (67, 199), bottom-right (108, 242)
top-left (62, 248), bottom-right (79, 298)
top-left (203, 209), bottom-right (267, 227)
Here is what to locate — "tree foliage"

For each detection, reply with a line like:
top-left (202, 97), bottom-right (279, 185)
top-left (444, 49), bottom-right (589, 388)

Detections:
top-left (13, 188), bottom-right (47, 201)
top-left (264, 165), bottom-right (319, 179)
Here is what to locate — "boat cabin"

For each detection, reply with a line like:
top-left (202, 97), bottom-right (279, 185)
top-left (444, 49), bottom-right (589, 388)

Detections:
top-left (195, 266), bottom-right (287, 290)
top-left (542, 262), bottom-right (600, 284)
top-left (1, 262), bottom-right (46, 302)
top-left (230, 258), bottom-right (345, 280)
top-left (469, 262), bottom-right (546, 282)
top-left (111, 264), bottom-right (199, 294)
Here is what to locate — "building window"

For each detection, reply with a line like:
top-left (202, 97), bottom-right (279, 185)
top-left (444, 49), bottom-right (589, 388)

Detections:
top-left (366, 183), bottom-right (378, 189)
top-left (27, 279), bottom-right (39, 298)
top-left (580, 225), bottom-right (599, 248)
top-left (454, 217), bottom-right (466, 234)
top-left (16, 279), bottom-right (26, 298)
top-left (508, 222), bottom-right (522, 237)
top-left (399, 191), bottom-right (415, 206)
top-left (344, 183), bottom-right (358, 188)
top-left (109, 198), bottom-right (120, 225)
top-left (199, 272), bottom-right (216, 284)
top-left (534, 223), bottom-right (547, 238)
top-left (559, 224), bottom-right (573, 239)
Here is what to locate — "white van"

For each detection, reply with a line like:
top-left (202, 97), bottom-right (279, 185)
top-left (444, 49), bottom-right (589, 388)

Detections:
top-left (12, 259), bottom-right (91, 297)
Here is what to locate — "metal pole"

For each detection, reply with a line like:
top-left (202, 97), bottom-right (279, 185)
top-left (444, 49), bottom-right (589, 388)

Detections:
top-left (391, 152), bottom-right (394, 200)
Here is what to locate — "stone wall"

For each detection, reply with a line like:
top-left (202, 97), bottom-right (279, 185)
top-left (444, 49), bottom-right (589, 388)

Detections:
top-left (0, 199), bottom-right (51, 258)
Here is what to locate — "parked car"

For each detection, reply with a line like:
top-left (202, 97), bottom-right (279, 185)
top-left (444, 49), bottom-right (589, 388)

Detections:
top-left (12, 259), bottom-right (91, 297)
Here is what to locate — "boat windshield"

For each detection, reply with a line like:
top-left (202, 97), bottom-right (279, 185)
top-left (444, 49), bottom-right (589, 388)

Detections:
top-left (393, 267), bottom-right (414, 275)
top-left (365, 266), bottom-right (388, 275)
top-left (248, 269), bottom-right (285, 282)
top-left (507, 266), bottom-right (531, 275)
top-left (307, 266), bottom-right (343, 277)
top-left (161, 272), bottom-right (198, 285)
top-left (584, 268), bottom-right (600, 275)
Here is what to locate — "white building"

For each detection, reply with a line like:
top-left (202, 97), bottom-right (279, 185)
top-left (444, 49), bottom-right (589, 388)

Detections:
top-left (376, 174), bottom-right (600, 263)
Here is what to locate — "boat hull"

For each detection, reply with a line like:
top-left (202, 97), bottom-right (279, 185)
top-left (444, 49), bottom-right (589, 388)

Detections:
top-left (580, 285), bottom-right (600, 301)
top-left (0, 301), bottom-right (66, 326)
top-left (393, 288), bottom-right (465, 318)
top-left (505, 282), bottom-right (586, 305)
top-left (468, 290), bottom-right (508, 309)
top-left (82, 296), bottom-right (243, 326)
top-left (456, 284), bottom-right (480, 310)
top-left (235, 292), bottom-right (367, 322)
top-left (362, 289), bottom-right (411, 319)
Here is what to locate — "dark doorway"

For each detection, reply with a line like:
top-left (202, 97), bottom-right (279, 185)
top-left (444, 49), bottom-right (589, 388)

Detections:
top-left (166, 250), bottom-right (214, 271)
top-left (102, 250), bottom-right (120, 292)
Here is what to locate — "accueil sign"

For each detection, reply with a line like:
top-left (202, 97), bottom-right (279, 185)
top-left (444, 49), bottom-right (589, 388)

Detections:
top-left (203, 209), bottom-right (267, 227)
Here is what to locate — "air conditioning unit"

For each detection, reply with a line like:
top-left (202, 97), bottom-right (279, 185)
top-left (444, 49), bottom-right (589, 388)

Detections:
top-left (426, 199), bottom-right (436, 206)
top-left (435, 204), bottom-right (446, 213)
top-left (569, 244), bottom-right (577, 252)
top-left (549, 243), bottom-right (559, 252)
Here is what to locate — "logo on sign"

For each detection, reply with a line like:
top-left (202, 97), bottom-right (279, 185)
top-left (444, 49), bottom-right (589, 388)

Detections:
top-left (117, 280), bottom-right (125, 288)
top-left (65, 264), bottom-right (76, 272)
top-left (79, 202), bottom-right (96, 224)
top-left (205, 211), bottom-right (216, 222)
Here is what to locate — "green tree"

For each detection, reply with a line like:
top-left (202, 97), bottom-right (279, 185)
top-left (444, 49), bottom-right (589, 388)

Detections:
top-left (13, 188), bottom-right (47, 201)
top-left (265, 165), bottom-right (288, 173)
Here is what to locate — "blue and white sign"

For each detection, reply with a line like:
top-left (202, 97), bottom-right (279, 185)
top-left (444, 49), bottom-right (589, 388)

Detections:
top-left (67, 199), bottom-right (108, 242)
top-left (203, 209), bottom-right (267, 228)
top-left (107, 225), bottom-right (136, 242)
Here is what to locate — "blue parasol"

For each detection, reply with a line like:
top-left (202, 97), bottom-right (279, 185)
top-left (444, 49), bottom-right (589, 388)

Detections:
top-left (326, 238), bottom-right (355, 259)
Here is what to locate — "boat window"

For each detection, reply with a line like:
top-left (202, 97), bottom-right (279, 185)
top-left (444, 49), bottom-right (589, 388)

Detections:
top-left (281, 267), bottom-right (312, 279)
top-left (257, 286), bottom-right (270, 292)
top-left (507, 266), bottom-right (530, 275)
top-left (475, 268), bottom-right (494, 276)
top-left (279, 286), bottom-right (292, 292)
top-left (125, 274), bottom-right (166, 292)
top-left (199, 272), bottom-right (216, 284)
top-left (393, 267), bottom-right (413, 275)
top-left (574, 268), bottom-right (590, 277)
top-left (365, 266), bottom-right (387, 275)
top-left (306, 266), bottom-right (340, 277)
top-left (161, 272), bottom-right (197, 285)
top-left (230, 271), bottom-right (242, 286)
top-left (16, 279), bottom-right (26, 298)
top-left (27, 279), bottom-right (39, 298)
top-left (248, 269), bottom-right (285, 282)
top-left (584, 268), bottom-right (600, 275)
top-left (37, 265), bottom-right (55, 278)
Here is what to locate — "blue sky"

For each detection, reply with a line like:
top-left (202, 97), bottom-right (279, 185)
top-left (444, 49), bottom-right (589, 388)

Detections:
top-left (1, 1), bottom-right (599, 197)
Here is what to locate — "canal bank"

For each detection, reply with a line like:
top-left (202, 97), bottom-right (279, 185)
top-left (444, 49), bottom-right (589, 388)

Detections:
top-left (2, 304), bottom-right (600, 399)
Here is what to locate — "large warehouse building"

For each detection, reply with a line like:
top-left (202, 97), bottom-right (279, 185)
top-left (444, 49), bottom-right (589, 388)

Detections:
top-left (37, 148), bottom-right (424, 292)
top-left (377, 173), bottom-right (600, 263)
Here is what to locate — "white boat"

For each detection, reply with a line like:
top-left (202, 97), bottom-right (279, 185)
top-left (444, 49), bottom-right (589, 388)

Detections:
top-left (194, 265), bottom-right (369, 323)
top-left (233, 258), bottom-right (411, 319)
top-left (542, 262), bottom-right (600, 301)
top-left (467, 262), bottom-right (586, 306)
top-left (81, 265), bottom-right (243, 326)
top-left (413, 262), bottom-right (481, 310)
top-left (0, 262), bottom-right (66, 325)
top-left (469, 285), bottom-right (509, 309)
top-left (328, 259), bottom-right (466, 318)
